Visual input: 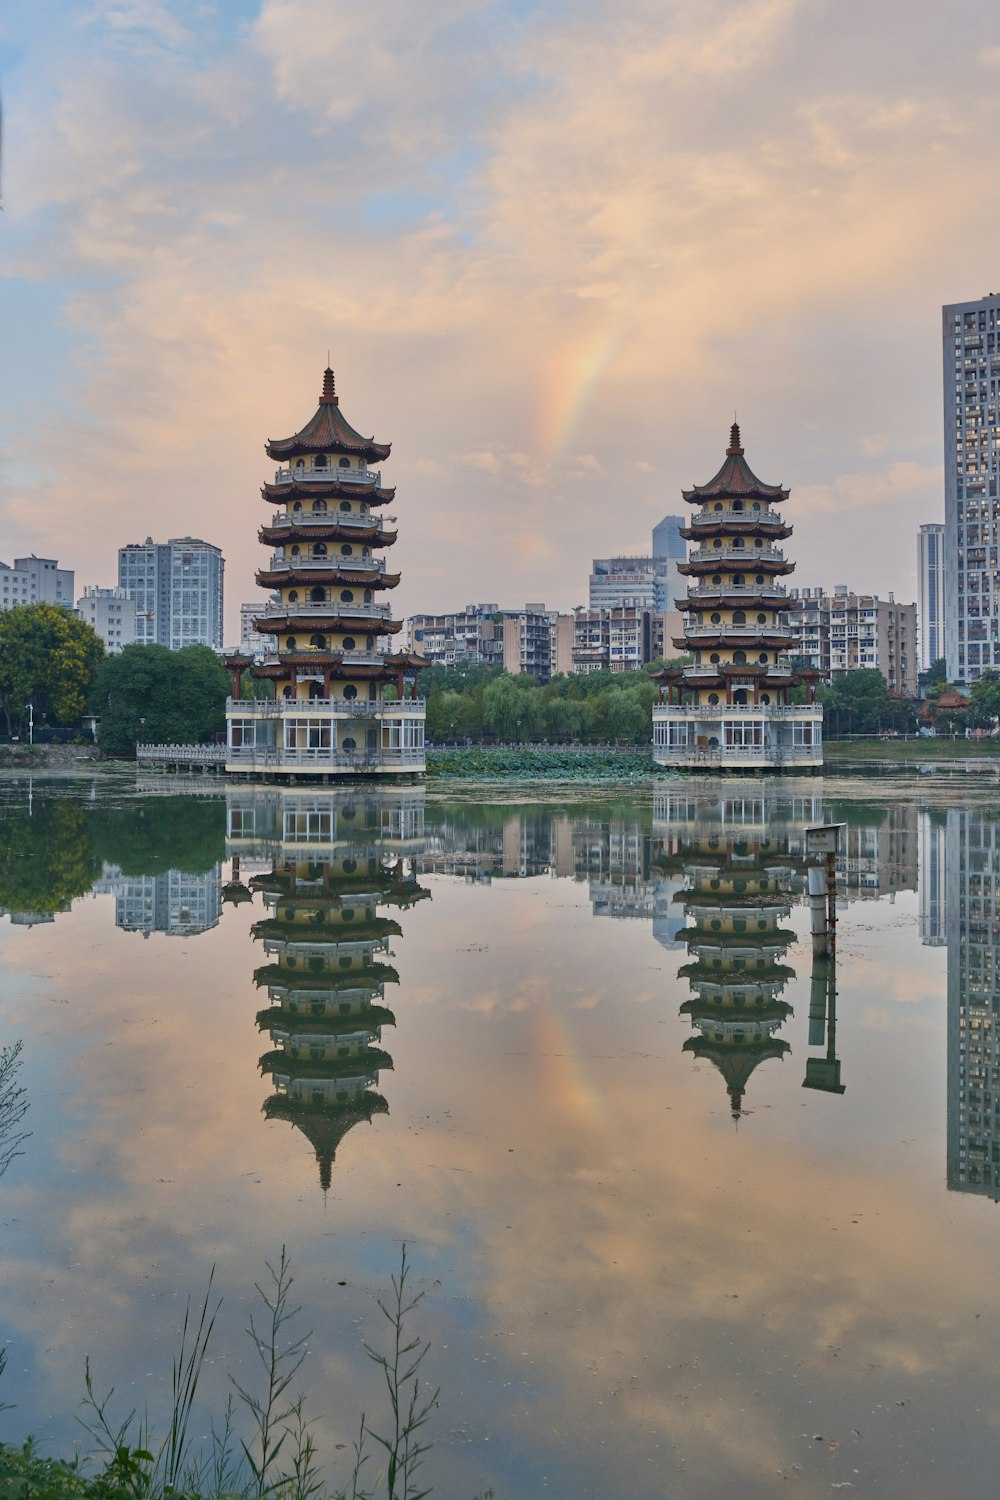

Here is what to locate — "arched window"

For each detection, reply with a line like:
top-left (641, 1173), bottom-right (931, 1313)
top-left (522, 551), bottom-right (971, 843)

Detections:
top-left (760, 693), bottom-right (771, 705)
top-left (295, 459), bottom-right (304, 470)
top-left (752, 501), bottom-right (761, 512)
top-left (310, 586), bottom-right (325, 602)
top-left (344, 685), bottom-right (358, 700)
top-left (312, 499), bottom-right (327, 513)
top-left (733, 650), bottom-right (747, 664)
top-left (286, 637), bottom-right (297, 650)
top-left (733, 500), bottom-right (744, 512)
top-left (713, 538), bottom-right (722, 549)
top-left (339, 457), bottom-right (351, 469)
top-left (342, 637), bottom-right (356, 651)
top-left (363, 589), bottom-right (373, 602)
top-left (710, 652), bottom-right (721, 664)
top-left (340, 500), bottom-right (351, 512)
top-left (710, 612), bottom-right (721, 624)
top-left (340, 589), bottom-right (354, 602)
top-left (341, 543), bottom-right (353, 556)
top-left (282, 685), bottom-right (293, 698)
top-left (362, 548), bottom-right (370, 559)
top-left (365, 635), bottom-right (373, 650)
top-left (732, 573), bottom-right (744, 586)
top-left (314, 454), bottom-right (328, 469)
top-left (313, 543), bottom-right (328, 557)
top-left (734, 689), bottom-right (747, 704)
top-left (714, 502), bottom-right (723, 511)
top-left (754, 537), bottom-right (763, 548)
top-left (708, 693), bottom-right (719, 705)
top-left (308, 681), bottom-right (323, 699)
top-left (733, 538), bottom-right (744, 550)
top-left (292, 501), bottom-right (302, 513)
top-left (288, 590), bottom-right (298, 602)
top-left (368, 680), bottom-right (377, 699)
top-left (758, 652), bottom-right (769, 663)
top-left (757, 612), bottom-right (767, 623)
top-left (756, 574), bottom-right (764, 584)
top-left (712, 574), bottom-right (722, 585)
top-left (310, 633), bottom-right (327, 648)
top-left (291, 545), bottom-right (300, 556)
top-left (732, 610), bottom-right (746, 624)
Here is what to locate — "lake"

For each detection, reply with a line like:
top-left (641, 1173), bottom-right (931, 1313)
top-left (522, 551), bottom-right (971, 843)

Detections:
top-left (1, 767), bottom-right (998, 1498)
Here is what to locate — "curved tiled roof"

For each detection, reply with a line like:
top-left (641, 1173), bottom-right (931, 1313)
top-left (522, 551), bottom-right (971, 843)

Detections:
top-left (682, 424), bottom-right (789, 503)
top-left (266, 368), bottom-right (391, 463)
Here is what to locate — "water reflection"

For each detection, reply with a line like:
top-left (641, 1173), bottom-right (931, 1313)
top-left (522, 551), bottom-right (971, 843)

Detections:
top-left (226, 790), bottom-right (429, 1191)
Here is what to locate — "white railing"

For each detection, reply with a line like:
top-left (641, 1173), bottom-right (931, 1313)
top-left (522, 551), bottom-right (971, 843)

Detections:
top-left (227, 697), bottom-right (426, 716)
top-left (652, 704), bottom-right (821, 718)
top-left (688, 509), bottom-right (784, 527)
top-left (264, 555), bottom-right (389, 575)
top-left (136, 744), bottom-right (227, 765)
top-left (653, 743), bottom-right (821, 763)
top-left (683, 584), bottom-right (789, 600)
top-left (259, 602), bottom-right (394, 622)
top-left (227, 746), bottom-right (425, 769)
top-left (273, 467), bottom-right (381, 487)
top-left (266, 512), bottom-right (395, 531)
top-left (687, 546), bottom-right (786, 566)
top-left (679, 662), bottom-right (794, 678)
top-left (679, 626), bottom-right (794, 642)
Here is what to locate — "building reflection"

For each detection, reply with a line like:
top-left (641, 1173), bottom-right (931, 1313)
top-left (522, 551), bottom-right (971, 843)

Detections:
top-left (104, 868), bottom-right (223, 936)
top-left (226, 789), bottom-right (428, 1191)
top-left (933, 807), bottom-right (1000, 1201)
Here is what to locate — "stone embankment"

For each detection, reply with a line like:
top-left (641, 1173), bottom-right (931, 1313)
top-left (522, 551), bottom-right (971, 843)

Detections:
top-left (0, 743), bottom-right (103, 769)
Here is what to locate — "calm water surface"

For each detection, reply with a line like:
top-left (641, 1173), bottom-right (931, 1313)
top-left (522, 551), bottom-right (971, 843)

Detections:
top-left (0, 771), bottom-right (998, 1498)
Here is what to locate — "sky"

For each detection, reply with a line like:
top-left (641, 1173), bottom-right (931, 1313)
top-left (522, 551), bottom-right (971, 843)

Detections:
top-left (1, 0), bottom-right (998, 641)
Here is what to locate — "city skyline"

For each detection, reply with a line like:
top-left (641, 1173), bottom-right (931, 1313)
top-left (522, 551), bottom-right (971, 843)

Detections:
top-left (2, 2), bottom-right (998, 637)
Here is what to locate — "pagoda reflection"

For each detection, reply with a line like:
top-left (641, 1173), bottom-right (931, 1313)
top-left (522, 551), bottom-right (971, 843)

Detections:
top-left (654, 789), bottom-right (814, 1119)
top-left (226, 788), bottom-right (428, 1190)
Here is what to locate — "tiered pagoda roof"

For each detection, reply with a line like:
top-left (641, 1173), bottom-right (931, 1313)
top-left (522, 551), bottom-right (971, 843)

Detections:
top-left (266, 368), bottom-right (391, 463)
top-left (681, 424), bottom-right (789, 504)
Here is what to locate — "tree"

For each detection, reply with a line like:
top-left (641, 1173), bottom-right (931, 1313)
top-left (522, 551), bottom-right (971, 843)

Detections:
top-left (968, 669), bottom-right (1000, 731)
top-left (602, 688), bottom-right (648, 742)
top-left (926, 657), bottom-right (948, 686)
top-left (91, 644), bottom-right (229, 757)
top-left (0, 603), bottom-right (105, 736)
top-left (818, 669), bottom-right (917, 737)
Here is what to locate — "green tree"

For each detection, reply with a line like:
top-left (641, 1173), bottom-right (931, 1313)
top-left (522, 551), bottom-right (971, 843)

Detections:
top-left (91, 644), bottom-right (229, 758)
top-left (0, 603), bottom-right (104, 736)
top-left (926, 657), bottom-right (948, 686)
top-left (819, 669), bottom-right (917, 737)
top-left (0, 799), bottom-right (101, 915)
top-left (968, 669), bottom-right (1000, 730)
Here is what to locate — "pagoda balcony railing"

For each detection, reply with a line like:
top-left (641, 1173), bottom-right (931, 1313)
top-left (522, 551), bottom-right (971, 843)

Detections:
top-left (268, 511), bottom-right (395, 532)
top-left (688, 509), bottom-right (784, 527)
top-left (683, 584), bottom-right (789, 600)
top-left (227, 696), bottom-right (426, 716)
top-left (273, 467), bottom-right (381, 487)
top-left (258, 601), bottom-right (394, 622)
top-left (654, 742), bottom-right (822, 764)
top-left (680, 625), bottom-right (795, 642)
top-left (652, 703), bottom-right (821, 718)
top-left (227, 745), bottom-right (426, 769)
top-left (687, 546), bottom-right (786, 566)
top-left (678, 659), bottom-right (793, 678)
top-left (266, 555), bottom-right (388, 575)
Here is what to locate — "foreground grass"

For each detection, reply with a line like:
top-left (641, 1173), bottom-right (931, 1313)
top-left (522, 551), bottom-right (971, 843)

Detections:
top-left (824, 737), bottom-right (1000, 762)
top-left (0, 1248), bottom-right (485, 1500)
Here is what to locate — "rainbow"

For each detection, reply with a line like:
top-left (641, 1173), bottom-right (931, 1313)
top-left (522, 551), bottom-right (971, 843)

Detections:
top-left (537, 316), bottom-right (632, 465)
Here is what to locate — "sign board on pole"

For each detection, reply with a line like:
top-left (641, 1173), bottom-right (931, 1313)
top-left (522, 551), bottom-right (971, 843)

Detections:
top-left (805, 823), bottom-right (846, 856)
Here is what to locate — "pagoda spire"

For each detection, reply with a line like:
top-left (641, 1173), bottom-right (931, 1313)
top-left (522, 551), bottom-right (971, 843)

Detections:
top-left (320, 366), bottom-right (338, 405)
top-left (728, 420), bottom-right (742, 454)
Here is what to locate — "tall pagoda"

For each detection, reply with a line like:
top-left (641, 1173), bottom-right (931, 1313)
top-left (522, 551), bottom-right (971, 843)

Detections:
top-left (651, 424), bottom-right (822, 771)
top-left (224, 367), bottom-right (427, 778)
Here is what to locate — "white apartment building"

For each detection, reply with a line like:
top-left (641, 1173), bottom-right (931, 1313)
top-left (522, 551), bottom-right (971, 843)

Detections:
top-left (943, 294), bottom-right (1000, 683)
top-left (788, 586), bottom-right (917, 696)
top-left (918, 523), bottom-right (946, 672)
top-left (0, 555), bottom-right (74, 611)
top-left (118, 536), bottom-right (224, 651)
top-left (240, 600), bottom-right (276, 658)
top-left (76, 587), bottom-right (137, 654)
top-left (408, 603), bottom-right (505, 669)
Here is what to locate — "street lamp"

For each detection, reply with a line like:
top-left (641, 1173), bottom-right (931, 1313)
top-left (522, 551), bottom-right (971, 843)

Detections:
top-left (25, 703), bottom-right (33, 746)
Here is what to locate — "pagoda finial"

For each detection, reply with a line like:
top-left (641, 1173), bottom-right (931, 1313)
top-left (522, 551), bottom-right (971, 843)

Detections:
top-left (320, 366), bottom-right (338, 406)
top-left (728, 421), bottom-right (743, 455)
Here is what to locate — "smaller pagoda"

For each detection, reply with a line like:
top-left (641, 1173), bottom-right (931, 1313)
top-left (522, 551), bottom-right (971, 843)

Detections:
top-left (651, 424), bottom-right (822, 771)
top-left (224, 365), bottom-right (428, 779)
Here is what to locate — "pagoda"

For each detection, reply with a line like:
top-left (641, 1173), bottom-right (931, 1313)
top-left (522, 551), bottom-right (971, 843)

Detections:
top-left (226, 787), bottom-right (429, 1192)
top-left (651, 424), bottom-right (822, 771)
top-left (653, 790), bottom-right (802, 1119)
top-left (224, 366), bottom-right (428, 778)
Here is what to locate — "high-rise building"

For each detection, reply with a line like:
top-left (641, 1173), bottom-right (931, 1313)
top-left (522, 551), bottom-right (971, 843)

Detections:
top-left (918, 523), bottom-right (946, 672)
top-left (786, 586), bottom-right (917, 696)
top-left (408, 603), bottom-right (505, 669)
top-left (943, 293), bottom-right (1000, 684)
top-left (76, 587), bottom-right (137, 654)
top-left (223, 365), bottom-right (427, 777)
top-left (590, 515), bottom-right (686, 614)
top-left (118, 537), bottom-right (224, 650)
top-left (240, 600), bottom-right (276, 658)
top-left (0, 555), bottom-right (74, 611)
top-left (651, 424), bottom-right (822, 771)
